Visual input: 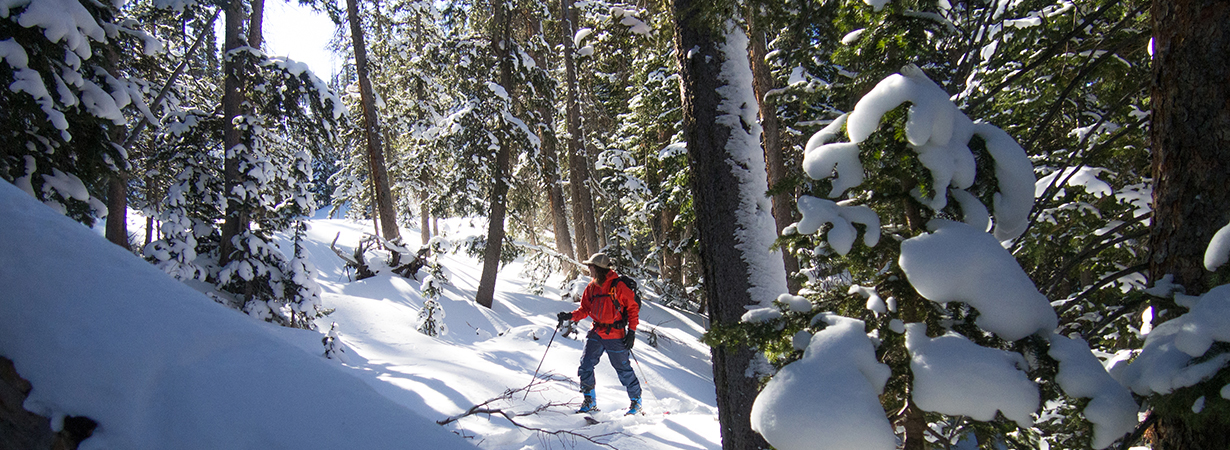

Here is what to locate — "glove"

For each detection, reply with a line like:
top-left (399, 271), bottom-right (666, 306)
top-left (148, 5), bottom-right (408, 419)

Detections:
top-left (623, 330), bottom-right (636, 350)
top-left (557, 311), bottom-right (572, 322)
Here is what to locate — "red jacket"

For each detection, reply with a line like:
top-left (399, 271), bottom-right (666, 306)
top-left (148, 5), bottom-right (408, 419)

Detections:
top-left (566, 271), bottom-right (638, 339)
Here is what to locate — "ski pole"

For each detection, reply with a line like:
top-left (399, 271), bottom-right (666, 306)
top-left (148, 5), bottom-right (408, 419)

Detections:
top-left (629, 348), bottom-right (653, 405)
top-left (524, 318), bottom-right (566, 399)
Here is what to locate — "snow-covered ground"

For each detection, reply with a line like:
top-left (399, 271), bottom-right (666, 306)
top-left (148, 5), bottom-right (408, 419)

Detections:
top-left (0, 181), bottom-right (721, 449)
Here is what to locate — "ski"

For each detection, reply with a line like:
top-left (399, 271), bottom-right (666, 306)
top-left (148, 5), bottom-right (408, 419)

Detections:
top-left (583, 415), bottom-right (600, 425)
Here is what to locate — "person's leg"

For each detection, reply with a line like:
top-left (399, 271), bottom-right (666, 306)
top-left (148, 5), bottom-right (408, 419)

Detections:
top-left (603, 338), bottom-right (642, 400)
top-left (578, 332), bottom-right (605, 391)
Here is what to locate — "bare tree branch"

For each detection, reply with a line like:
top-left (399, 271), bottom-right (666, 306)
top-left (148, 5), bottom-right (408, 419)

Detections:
top-left (437, 385), bottom-right (625, 448)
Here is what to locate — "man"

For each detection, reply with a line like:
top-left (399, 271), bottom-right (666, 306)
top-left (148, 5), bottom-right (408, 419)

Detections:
top-left (557, 252), bottom-right (642, 415)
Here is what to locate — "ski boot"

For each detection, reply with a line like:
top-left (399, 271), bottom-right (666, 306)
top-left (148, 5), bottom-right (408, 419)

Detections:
top-left (625, 397), bottom-right (642, 416)
top-left (577, 388), bottom-right (598, 413)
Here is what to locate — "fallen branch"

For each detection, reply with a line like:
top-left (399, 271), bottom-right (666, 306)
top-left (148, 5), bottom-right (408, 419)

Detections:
top-left (437, 386), bottom-right (622, 448)
top-left (330, 233), bottom-right (376, 281)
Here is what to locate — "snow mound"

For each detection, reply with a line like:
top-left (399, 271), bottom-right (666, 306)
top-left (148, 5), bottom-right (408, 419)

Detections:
top-left (0, 182), bottom-right (471, 450)
top-left (809, 65), bottom-right (1034, 241)
top-left (1048, 334), bottom-right (1138, 449)
top-left (906, 324), bottom-right (1039, 428)
top-left (752, 314), bottom-right (895, 450)
top-left (899, 220), bottom-right (1058, 341)
top-left (1117, 285), bottom-right (1230, 396)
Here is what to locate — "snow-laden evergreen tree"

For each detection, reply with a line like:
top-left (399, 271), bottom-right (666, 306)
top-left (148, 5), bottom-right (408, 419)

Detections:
top-left (139, 0), bottom-right (342, 329)
top-left (706, 0), bottom-right (1156, 447)
top-left (416, 297), bottom-right (446, 337)
top-left (1, 0), bottom-right (160, 224)
top-left (321, 322), bottom-right (351, 363)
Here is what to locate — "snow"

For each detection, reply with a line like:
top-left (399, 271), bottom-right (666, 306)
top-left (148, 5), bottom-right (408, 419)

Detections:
top-left (619, 16), bottom-right (651, 36)
top-left (1116, 285), bottom-right (1230, 396)
top-left (752, 315), bottom-right (896, 450)
top-left (905, 324), bottom-right (1039, 428)
top-left (1036, 166), bottom-right (1113, 198)
top-left (841, 28), bottom-right (866, 45)
top-left (13, 0), bottom-right (106, 60)
top-left (1204, 221), bottom-right (1230, 271)
top-left (849, 284), bottom-right (887, 314)
top-left (715, 21), bottom-right (789, 306)
top-left (1, 181), bottom-right (724, 449)
top-left (795, 196), bottom-right (880, 256)
top-left (776, 293), bottom-right (813, 313)
top-left (898, 220), bottom-right (1058, 341)
top-left (863, 0), bottom-right (892, 11)
top-left (574, 27), bottom-right (593, 47)
top-left (829, 65), bottom-right (1035, 241)
top-left (1048, 334), bottom-right (1138, 448)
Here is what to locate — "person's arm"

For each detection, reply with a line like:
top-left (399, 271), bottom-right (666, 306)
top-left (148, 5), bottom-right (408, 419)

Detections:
top-left (618, 282), bottom-right (638, 332)
top-left (569, 283), bottom-right (595, 321)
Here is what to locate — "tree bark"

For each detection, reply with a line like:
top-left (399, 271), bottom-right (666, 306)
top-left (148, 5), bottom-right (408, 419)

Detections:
top-left (561, 0), bottom-right (598, 259)
top-left (673, 2), bottom-right (771, 448)
top-left (527, 14), bottom-right (576, 271)
top-left (540, 106), bottom-right (576, 267)
top-left (419, 188), bottom-right (430, 245)
top-left (105, 176), bottom-right (130, 250)
top-left (745, 12), bottom-right (800, 295)
top-left (1147, 0), bottom-right (1230, 448)
top-left (474, 0), bottom-right (516, 310)
top-left (218, 0), bottom-right (248, 266)
top-left (346, 0), bottom-right (401, 245)
top-left (247, 0), bottom-right (264, 48)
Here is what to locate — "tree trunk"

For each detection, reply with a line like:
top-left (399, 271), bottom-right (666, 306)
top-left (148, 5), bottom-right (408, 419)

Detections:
top-left (540, 106), bottom-right (577, 267)
top-left (105, 177), bottom-right (130, 250)
top-left (346, 0), bottom-right (401, 245)
top-left (673, 2), bottom-right (780, 448)
top-left (526, 14), bottom-right (576, 272)
top-left (745, 12), bottom-right (800, 295)
top-left (561, 0), bottom-right (597, 259)
top-left (419, 189), bottom-right (430, 245)
top-left (1147, 0), bottom-right (1230, 448)
top-left (218, 0), bottom-right (248, 266)
top-left (247, 0), bottom-right (264, 48)
top-left (474, 0), bottom-right (516, 310)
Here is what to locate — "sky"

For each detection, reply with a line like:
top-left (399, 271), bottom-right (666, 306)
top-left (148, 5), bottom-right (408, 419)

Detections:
top-left (262, 0), bottom-right (339, 79)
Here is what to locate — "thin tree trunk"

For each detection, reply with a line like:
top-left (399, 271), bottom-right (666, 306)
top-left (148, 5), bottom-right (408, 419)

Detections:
top-left (673, 2), bottom-right (774, 448)
top-left (346, 0), bottom-right (401, 246)
top-left (247, 0), bottom-right (264, 48)
top-left (561, 0), bottom-right (597, 259)
top-left (526, 13), bottom-right (576, 272)
top-left (540, 107), bottom-right (576, 267)
top-left (219, 0), bottom-right (247, 266)
top-left (105, 176), bottom-right (130, 250)
top-left (745, 12), bottom-right (800, 294)
top-left (1147, 0), bottom-right (1230, 447)
top-left (419, 189), bottom-right (430, 245)
top-left (475, 0), bottom-right (516, 310)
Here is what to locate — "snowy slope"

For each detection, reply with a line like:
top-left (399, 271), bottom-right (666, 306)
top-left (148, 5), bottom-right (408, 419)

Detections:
top-left (0, 182), bottom-right (471, 449)
top-left (302, 219), bottom-right (721, 449)
top-left (0, 181), bottom-right (722, 449)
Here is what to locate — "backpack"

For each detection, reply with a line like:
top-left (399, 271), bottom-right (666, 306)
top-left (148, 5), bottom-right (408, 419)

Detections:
top-left (610, 275), bottom-right (642, 328)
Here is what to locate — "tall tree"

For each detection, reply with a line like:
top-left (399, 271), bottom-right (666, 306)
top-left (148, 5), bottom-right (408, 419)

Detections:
top-left (473, 0), bottom-right (517, 310)
top-left (345, 0), bottom-right (402, 246)
top-left (526, 16), bottom-right (576, 268)
top-left (1146, 0), bottom-right (1230, 447)
top-left (672, 0), bottom-right (787, 448)
top-left (218, 0), bottom-right (253, 266)
top-left (560, 0), bottom-right (598, 259)
top-left (744, 6), bottom-right (800, 294)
